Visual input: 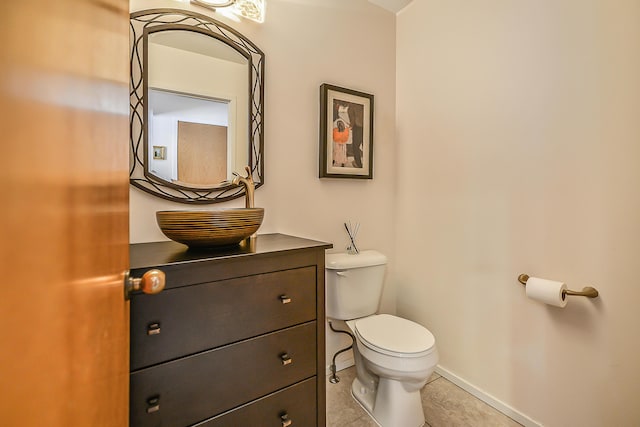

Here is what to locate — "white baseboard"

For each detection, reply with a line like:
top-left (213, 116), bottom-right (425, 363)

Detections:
top-left (335, 357), bottom-right (354, 372)
top-left (434, 365), bottom-right (542, 427)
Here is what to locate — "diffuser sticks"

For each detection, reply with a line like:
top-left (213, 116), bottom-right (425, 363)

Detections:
top-left (344, 221), bottom-right (360, 254)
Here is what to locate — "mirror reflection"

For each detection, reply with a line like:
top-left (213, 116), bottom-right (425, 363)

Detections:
top-left (129, 9), bottom-right (265, 204)
top-left (147, 90), bottom-right (233, 187)
top-left (147, 30), bottom-right (249, 189)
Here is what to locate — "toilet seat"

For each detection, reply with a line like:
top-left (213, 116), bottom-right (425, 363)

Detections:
top-left (354, 314), bottom-right (435, 358)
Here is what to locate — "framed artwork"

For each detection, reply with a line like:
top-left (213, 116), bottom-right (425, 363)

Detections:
top-left (153, 145), bottom-right (167, 160)
top-left (319, 84), bottom-right (374, 179)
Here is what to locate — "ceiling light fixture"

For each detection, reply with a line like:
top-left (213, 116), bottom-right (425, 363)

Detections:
top-left (190, 0), bottom-right (265, 23)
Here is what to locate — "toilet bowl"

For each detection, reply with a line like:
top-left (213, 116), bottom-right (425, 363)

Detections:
top-left (325, 250), bottom-right (439, 427)
top-left (346, 314), bottom-right (438, 427)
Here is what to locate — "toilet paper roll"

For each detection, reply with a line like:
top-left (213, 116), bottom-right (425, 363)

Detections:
top-left (525, 277), bottom-right (568, 308)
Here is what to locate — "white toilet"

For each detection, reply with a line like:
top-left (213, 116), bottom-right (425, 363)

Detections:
top-left (326, 250), bottom-right (438, 427)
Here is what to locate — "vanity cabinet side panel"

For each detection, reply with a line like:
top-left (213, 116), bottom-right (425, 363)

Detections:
top-left (315, 249), bottom-right (327, 427)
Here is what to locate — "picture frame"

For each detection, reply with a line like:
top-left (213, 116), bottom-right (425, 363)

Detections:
top-left (319, 84), bottom-right (374, 179)
top-left (153, 145), bottom-right (167, 160)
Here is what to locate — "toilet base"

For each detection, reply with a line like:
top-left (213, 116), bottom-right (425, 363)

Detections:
top-left (352, 377), bottom-right (425, 427)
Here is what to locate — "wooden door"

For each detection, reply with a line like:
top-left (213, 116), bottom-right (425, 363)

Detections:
top-left (0, 1), bottom-right (130, 426)
top-left (177, 121), bottom-right (228, 185)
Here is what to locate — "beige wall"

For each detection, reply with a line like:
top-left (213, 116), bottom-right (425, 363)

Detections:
top-left (395, 1), bottom-right (640, 426)
top-left (130, 0), bottom-right (397, 260)
top-left (129, 0), bottom-right (397, 369)
top-left (129, 1), bottom-right (640, 424)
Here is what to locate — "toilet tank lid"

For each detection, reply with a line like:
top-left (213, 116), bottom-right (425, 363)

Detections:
top-left (325, 250), bottom-right (387, 269)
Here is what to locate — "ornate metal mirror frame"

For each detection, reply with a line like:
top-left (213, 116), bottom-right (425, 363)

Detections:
top-left (130, 8), bottom-right (264, 204)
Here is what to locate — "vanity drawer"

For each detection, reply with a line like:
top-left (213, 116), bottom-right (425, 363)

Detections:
top-left (196, 377), bottom-right (317, 427)
top-left (130, 266), bottom-right (316, 370)
top-left (130, 322), bottom-right (317, 427)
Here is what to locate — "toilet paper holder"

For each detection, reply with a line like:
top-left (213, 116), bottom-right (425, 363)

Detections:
top-left (518, 274), bottom-right (599, 299)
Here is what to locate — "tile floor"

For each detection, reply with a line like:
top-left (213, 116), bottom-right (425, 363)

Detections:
top-left (326, 367), bottom-right (523, 427)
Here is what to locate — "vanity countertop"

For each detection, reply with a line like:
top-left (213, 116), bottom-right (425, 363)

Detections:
top-left (130, 233), bottom-right (333, 271)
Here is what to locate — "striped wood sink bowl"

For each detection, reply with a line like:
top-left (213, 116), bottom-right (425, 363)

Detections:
top-left (156, 208), bottom-right (264, 248)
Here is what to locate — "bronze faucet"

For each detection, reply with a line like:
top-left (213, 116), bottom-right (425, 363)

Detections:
top-left (232, 166), bottom-right (255, 208)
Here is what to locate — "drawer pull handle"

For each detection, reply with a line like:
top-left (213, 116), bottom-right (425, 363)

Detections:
top-left (280, 353), bottom-right (292, 365)
top-left (146, 395), bottom-right (160, 413)
top-left (279, 295), bottom-right (292, 304)
top-left (280, 413), bottom-right (292, 427)
top-left (147, 322), bottom-right (161, 335)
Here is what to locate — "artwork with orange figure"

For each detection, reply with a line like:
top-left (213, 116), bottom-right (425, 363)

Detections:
top-left (333, 119), bottom-right (350, 143)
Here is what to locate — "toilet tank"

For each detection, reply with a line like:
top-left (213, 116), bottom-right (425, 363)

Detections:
top-left (325, 250), bottom-right (388, 320)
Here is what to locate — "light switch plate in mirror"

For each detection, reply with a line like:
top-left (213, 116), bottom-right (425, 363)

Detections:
top-left (130, 8), bottom-right (264, 204)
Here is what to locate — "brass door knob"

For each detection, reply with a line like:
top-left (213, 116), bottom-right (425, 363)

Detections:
top-left (125, 269), bottom-right (166, 300)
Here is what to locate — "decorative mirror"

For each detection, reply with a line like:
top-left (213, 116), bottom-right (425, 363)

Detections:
top-left (130, 9), bottom-right (264, 204)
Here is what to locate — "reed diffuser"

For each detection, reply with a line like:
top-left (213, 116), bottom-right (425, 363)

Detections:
top-left (344, 221), bottom-right (360, 254)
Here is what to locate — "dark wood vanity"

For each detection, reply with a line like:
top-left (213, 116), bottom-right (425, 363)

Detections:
top-left (129, 234), bottom-right (332, 427)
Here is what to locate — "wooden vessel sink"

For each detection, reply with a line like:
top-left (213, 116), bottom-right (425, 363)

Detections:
top-left (156, 208), bottom-right (264, 248)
